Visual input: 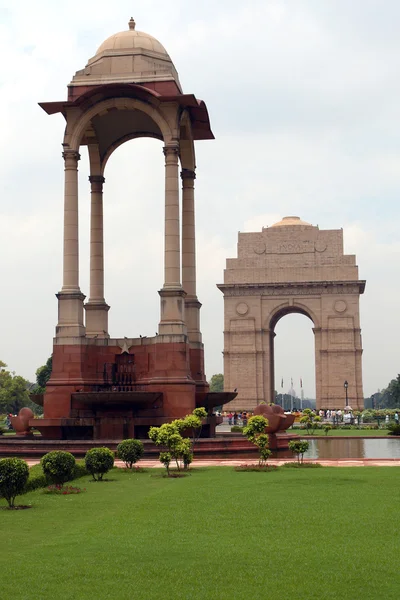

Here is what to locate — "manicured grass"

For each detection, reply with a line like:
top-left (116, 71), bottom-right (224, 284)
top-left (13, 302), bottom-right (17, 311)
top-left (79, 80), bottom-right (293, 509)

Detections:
top-left (1, 466), bottom-right (400, 599)
top-left (294, 428), bottom-right (392, 436)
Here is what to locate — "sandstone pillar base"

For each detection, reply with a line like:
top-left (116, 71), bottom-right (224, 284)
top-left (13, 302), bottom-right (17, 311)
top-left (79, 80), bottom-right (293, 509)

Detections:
top-left (158, 287), bottom-right (187, 336)
top-left (185, 296), bottom-right (202, 344)
top-left (84, 301), bottom-right (110, 338)
top-left (56, 291), bottom-right (86, 338)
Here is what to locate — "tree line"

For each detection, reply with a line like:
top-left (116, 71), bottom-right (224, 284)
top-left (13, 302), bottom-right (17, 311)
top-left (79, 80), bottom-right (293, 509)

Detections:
top-left (2, 363), bottom-right (400, 414)
top-left (0, 357), bottom-right (52, 415)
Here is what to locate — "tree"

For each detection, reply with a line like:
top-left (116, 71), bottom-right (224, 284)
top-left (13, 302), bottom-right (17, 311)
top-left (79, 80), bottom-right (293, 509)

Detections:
top-left (41, 451), bottom-right (76, 485)
top-left (300, 409), bottom-right (321, 434)
top-left (85, 447), bottom-right (114, 481)
top-left (148, 408), bottom-right (207, 474)
top-left (116, 439), bottom-right (144, 469)
top-left (181, 407), bottom-right (207, 453)
top-left (209, 374), bottom-right (224, 393)
top-left (288, 440), bottom-right (310, 464)
top-left (0, 458), bottom-right (29, 508)
top-left (243, 415), bottom-right (272, 466)
top-left (148, 421), bottom-right (189, 474)
top-left (34, 356), bottom-right (52, 393)
top-left (365, 376), bottom-right (400, 409)
top-left (382, 376), bottom-right (400, 408)
top-left (0, 363), bottom-right (30, 414)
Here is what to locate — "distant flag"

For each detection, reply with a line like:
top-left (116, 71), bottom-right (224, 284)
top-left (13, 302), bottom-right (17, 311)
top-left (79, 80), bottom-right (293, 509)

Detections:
top-left (281, 378), bottom-right (283, 388)
top-left (300, 377), bottom-right (303, 388)
top-left (291, 377), bottom-right (293, 387)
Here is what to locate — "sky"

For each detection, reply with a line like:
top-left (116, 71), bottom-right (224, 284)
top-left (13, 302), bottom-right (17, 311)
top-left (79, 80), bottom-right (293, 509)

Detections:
top-left (1, 0), bottom-right (400, 398)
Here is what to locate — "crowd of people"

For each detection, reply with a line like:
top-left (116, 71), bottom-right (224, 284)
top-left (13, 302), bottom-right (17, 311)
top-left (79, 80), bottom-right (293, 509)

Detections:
top-left (225, 412), bottom-right (252, 427)
top-left (218, 408), bottom-right (400, 427)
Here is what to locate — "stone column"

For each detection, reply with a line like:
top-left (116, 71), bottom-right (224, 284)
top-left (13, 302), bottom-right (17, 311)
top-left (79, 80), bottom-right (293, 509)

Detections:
top-left (56, 150), bottom-right (85, 339)
top-left (85, 175), bottom-right (110, 338)
top-left (158, 144), bottom-right (186, 335)
top-left (181, 169), bottom-right (202, 344)
top-left (163, 144), bottom-right (181, 288)
top-left (89, 175), bottom-right (105, 302)
top-left (62, 150), bottom-right (80, 292)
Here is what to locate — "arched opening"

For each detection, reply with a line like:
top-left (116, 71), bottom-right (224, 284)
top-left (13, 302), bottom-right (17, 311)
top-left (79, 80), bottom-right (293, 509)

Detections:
top-left (78, 135), bottom-right (165, 338)
top-left (272, 311), bottom-right (316, 411)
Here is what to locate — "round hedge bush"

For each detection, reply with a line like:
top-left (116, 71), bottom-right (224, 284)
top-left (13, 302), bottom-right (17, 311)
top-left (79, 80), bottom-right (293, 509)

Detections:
top-left (85, 447), bottom-right (114, 481)
top-left (0, 457), bottom-right (29, 508)
top-left (117, 439), bottom-right (144, 469)
top-left (41, 451), bottom-right (76, 485)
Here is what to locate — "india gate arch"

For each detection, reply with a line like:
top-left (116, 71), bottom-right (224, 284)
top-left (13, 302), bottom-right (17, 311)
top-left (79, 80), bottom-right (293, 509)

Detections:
top-left (31, 18), bottom-right (235, 440)
top-left (268, 304), bottom-right (317, 407)
top-left (218, 216), bottom-right (365, 411)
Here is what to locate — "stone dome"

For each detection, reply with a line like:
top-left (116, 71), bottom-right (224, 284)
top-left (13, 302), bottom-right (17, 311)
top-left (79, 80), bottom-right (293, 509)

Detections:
top-left (70, 18), bottom-right (182, 92)
top-left (271, 216), bottom-right (313, 227)
top-left (96, 19), bottom-right (169, 57)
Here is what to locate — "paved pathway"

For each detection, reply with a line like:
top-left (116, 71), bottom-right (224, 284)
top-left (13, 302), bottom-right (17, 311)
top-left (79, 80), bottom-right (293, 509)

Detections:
top-left (25, 458), bottom-right (400, 468)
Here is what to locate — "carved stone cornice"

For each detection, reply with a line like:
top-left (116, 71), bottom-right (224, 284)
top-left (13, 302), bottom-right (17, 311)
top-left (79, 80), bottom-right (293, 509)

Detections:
top-left (217, 281), bottom-right (366, 297)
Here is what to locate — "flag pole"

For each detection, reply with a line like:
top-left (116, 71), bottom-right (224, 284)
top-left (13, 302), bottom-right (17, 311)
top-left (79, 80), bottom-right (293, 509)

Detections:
top-left (290, 377), bottom-right (293, 411)
top-left (300, 377), bottom-right (303, 410)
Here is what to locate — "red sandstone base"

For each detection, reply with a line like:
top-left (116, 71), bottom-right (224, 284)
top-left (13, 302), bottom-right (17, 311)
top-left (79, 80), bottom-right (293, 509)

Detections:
top-left (31, 336), bottom-right (236, 440)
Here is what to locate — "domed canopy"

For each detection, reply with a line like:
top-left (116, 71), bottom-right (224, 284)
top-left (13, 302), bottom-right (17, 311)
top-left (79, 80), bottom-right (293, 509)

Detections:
top-left (70, 18), bottom-right (182, 93)
top-left (96, 18), bottom-right (169, 56)
top-left (271, 216), bottom-right (313, 227)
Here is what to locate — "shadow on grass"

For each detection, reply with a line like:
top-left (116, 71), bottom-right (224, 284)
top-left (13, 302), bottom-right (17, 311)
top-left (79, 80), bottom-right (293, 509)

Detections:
top-left (1, 505), bottom-right (32, 510)
top-left (87, 478), bottom-right (119, 483)
top-left (281, 462), bottom-right (323, 469)
top-left (118, 467), bottom-right (148, 474)
top-left (234, 464), bottom-right (279, 472)
top-left (150, 472), bottom-right (191, 479)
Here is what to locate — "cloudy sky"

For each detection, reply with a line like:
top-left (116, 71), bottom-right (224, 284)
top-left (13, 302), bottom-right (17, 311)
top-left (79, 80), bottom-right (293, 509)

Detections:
top-left (1, 0), bottom-right (399, 398)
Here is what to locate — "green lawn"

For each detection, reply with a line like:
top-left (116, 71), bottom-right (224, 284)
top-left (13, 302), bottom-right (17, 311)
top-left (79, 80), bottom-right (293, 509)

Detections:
top-left (293, 428), bottom-right (391, 436)
top-left (1, 466), bottom-right (400, 600)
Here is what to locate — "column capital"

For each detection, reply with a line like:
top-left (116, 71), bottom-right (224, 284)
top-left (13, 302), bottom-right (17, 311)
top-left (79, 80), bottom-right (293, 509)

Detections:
top-left (89, 175), bottom-right (105, 185)
top-left (181, 168), bottom-right (196, 182)
top-left (62, 149), bottom-right (80, 164)
top-left (163, 144), bottom-right (179, 162)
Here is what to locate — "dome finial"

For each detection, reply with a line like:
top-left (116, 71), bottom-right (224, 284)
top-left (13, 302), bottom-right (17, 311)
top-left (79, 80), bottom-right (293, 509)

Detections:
top-left (128, 17), bottom-right (136, 30)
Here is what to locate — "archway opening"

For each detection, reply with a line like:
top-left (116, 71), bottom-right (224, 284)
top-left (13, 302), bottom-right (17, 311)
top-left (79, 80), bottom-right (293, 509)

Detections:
top-left (78, 135), bottom-right (165, 338)
top-left (273, 312), bottom-right (316, 411)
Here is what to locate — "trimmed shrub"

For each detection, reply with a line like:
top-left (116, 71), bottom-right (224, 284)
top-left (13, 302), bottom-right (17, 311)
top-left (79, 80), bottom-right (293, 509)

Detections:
top-left (148, 408), bottom-right (207, 474)
top-left (25, 464), bottom-right (47, 493)
top-left (159, 452), bottom-right (171, 476)
top-left (231, 425), bottom-right (243, 433)
top-left (243, 416), bottom-right (272, 466)
top-left (0, 457), bottom-right (29, 508)
top-left (41, 451), bottom-right (76, 485)
top-left (85, 447), bottom-right (114, 481)
top-left (387, 423), bottom-right (400, 436)
top-left (117, 439), bottom-right (144, 469)
top-left (24, 460), bottom-right (87, 494)
top-left (73, 460), bottom-right (88, 479)
top-left (180, 438), bottom-right (193, 470)
top-left (288, 440), bottom-right (310, 464)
